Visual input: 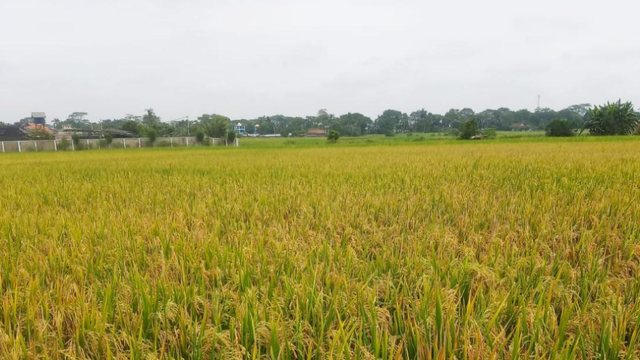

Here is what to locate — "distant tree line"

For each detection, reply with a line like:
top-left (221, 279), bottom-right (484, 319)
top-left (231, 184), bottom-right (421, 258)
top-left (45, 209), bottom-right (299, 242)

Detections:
top-left (7, 102), bottom-right (638, 138)
top-left (233, 105), bottom-right (595, 137)
top-left (457, 101), bottom-right (640, 139)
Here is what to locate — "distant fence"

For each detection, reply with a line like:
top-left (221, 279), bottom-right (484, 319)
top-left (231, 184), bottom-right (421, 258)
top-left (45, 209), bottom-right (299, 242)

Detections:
top-left (0, 137), bottom-right (239, 154)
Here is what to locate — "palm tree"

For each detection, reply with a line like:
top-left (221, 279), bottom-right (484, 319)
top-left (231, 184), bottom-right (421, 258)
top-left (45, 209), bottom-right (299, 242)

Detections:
top-left (581, 100), bottom-right (639, 135)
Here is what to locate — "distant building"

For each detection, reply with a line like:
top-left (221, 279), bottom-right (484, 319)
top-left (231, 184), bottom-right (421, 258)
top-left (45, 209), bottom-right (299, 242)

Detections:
top-left (57, 128), bottom-right (134, 140)
top-left (511, 122), bottom-right (530, 131)
top-left (0, 125), bottom-right (29, 141)
top-left (25, 122), bottom-right (54, 135)
top-left (233, 122), bottom-right (246, 135)
top-left (306, 129), bottom-right (327, 137)
top-left (31, 112), bottom-right (46, 125)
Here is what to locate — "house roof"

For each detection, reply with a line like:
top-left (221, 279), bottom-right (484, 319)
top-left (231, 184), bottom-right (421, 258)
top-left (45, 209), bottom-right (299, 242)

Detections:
top-left (307, 129), bottom-right (327, 134)
top-left (25, 123), bottom-right (54, 134)
top-left (31, 112), bottom-right (46, 118)
top-left (0, 125), bottom-right (29, 140)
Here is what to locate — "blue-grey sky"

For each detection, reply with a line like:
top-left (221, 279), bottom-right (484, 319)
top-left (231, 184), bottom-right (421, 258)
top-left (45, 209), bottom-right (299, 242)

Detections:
top-left (1, 0), bottom-right (638, 122)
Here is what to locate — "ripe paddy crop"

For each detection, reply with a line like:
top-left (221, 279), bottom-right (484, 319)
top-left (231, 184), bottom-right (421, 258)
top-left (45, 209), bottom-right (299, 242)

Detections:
top-left (1, 138), bottom-right (640, 358)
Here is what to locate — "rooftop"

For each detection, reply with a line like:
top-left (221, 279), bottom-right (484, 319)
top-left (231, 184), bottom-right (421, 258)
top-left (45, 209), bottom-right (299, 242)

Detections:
top-left (25, 123), bottom-right (54, 134)
top-left (0, 125), bottom-right (29, 140)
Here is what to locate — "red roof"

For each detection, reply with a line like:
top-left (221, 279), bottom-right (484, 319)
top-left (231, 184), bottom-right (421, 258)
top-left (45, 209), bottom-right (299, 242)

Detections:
top-left (25, 123), bottom-right (53, 134)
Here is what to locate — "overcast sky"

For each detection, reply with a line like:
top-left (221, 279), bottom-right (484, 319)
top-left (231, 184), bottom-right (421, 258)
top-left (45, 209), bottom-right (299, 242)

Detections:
top-left (1, 0), bottom-right (639, 122)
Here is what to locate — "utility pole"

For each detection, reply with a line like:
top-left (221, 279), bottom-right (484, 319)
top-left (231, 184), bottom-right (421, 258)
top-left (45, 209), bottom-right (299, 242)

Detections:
top-left (537, 95), bottom-right (541, 110)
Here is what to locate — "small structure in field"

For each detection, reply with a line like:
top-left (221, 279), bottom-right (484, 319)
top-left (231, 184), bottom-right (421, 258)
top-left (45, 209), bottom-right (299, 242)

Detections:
top-left (306, 129), bottom-right (327, 137)
top-left (510, 122), bottom-right (530, 131)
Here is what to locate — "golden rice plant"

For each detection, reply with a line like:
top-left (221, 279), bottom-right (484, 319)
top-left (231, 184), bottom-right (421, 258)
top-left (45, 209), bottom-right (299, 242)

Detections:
top-left (0, 138), bottom-right (639, 358)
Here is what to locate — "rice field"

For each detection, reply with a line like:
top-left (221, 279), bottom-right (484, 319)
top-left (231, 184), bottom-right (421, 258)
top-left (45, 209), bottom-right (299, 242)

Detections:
top-left (1, 138), bottom-right (640, 359)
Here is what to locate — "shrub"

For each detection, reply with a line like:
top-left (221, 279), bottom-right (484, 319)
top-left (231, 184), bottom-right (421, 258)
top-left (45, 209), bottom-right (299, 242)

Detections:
top-left (156, 140), bottom-right (172, 148)
top-left (71, 134), bottom-right (82, 150)
top-left (227, 130), bottom-right (237, 144)
top-left (29, 129), bottom-right (54, 140)
top-left (327, 130), bottom-right (340, 143)
top-left (146, 129), bottom-right (158, 146)
top-left (104, 133), bottom-right (114, 146)
top-left (196, 130), bottom-right (205, 144)
top-left (459, 119), bottom-right (479, 140)
top-left (545, 119), bottom-right (575, 137)
top-left (58, 138), bottom-right (71, 151)
top-left (483, 128), bottom-right (497, 139)
top-left (384, 130), bottom-right (395, 137)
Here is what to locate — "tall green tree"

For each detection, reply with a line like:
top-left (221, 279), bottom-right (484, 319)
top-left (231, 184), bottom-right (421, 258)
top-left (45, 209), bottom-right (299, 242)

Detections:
top-left (444, 108), bottom-right (475, 129)
top-left (54, 112), bottom-right (92, 129)
top-left (279, 117), bottom-right (310, 136)
top-left (316, 109), bottom-right (332, 126)
top-left (581, 101), bottom-right (639, 135)
top-left (459, 119), bottom-right (479, 139)
top-left (409, 109), bottom-right (429, 132)
top-left (142, 109), bottom-right (161, 127)
top-left (333, 113), bottom-right (372, 136)
top-left (375, 110), bottom-right (407, 136)
top-left (121, 120), bottom-right (140, 135)
top-left (200, 114), bottom-right (230, 138)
